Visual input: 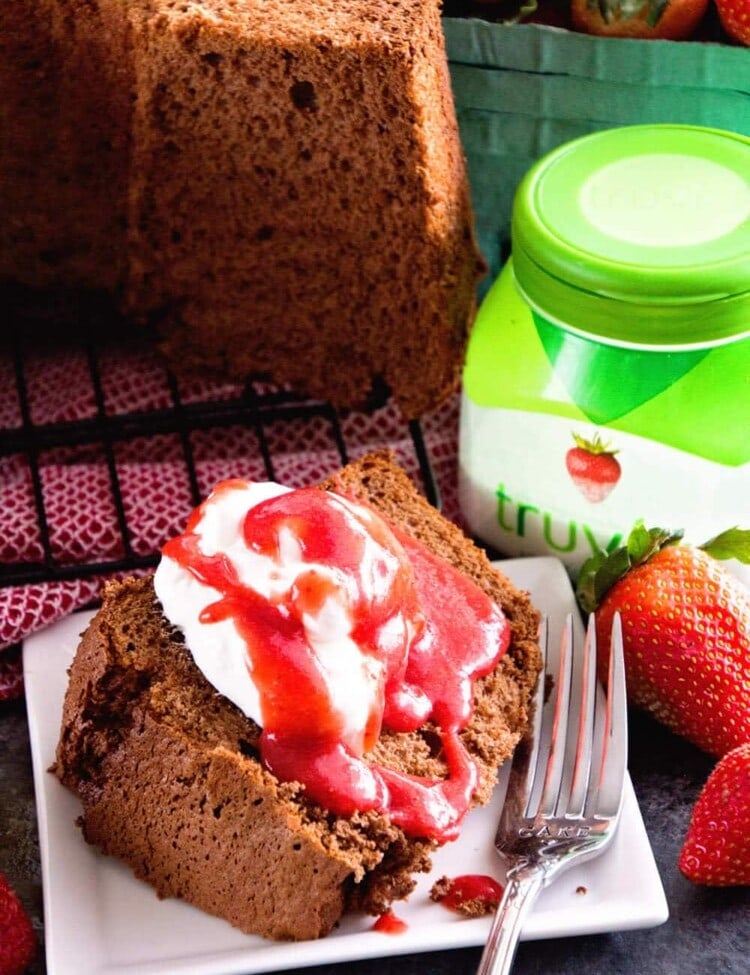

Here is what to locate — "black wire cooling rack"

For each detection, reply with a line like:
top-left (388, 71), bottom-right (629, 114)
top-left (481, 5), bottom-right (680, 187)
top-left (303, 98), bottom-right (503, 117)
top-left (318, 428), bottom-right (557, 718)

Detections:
top-left (0, 292), bottom-right (439, 589)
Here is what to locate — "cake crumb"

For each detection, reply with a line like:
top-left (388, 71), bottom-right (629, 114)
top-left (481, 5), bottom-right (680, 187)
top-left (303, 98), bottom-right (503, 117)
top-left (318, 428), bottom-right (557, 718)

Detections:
top-left (430, 876), bottom-right (453, 902)
top-left (430, 874), bottom-right (503, 917)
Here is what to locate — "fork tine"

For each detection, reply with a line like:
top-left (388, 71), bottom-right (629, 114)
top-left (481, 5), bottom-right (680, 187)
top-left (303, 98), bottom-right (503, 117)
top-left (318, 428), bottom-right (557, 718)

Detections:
top-left (594, 611), bottom-right (628, 819)
top-left (516, 617), bottom-right (549, 818)
top-left (537, 614), bottom-right (574, 818)
top-left (563, 612), bottom-right (598, 818)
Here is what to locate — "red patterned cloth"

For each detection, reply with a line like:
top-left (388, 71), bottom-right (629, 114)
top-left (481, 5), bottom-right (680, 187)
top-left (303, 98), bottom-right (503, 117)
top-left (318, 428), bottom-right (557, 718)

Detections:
top-left (0, 334), bottom-right (464, 700)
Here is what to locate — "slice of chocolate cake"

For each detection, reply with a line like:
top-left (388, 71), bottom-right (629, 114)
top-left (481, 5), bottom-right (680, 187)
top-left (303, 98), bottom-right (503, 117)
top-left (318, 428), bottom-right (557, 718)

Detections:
top-left (54, 451), bottom-right (541, 941)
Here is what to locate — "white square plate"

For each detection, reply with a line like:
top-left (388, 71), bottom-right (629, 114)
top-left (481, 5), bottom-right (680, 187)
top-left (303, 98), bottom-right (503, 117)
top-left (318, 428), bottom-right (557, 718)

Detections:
top-left (24, 556), bottom-right (668, 975)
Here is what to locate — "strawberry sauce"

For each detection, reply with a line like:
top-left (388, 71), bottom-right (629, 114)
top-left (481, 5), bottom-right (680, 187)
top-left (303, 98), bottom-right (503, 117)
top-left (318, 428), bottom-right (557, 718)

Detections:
top-left (163, 482), bottom-right (510, 842)
top-left (373, 912), bottom-right (409, 934)
top-left (434, 874), bottom-right (504, 913)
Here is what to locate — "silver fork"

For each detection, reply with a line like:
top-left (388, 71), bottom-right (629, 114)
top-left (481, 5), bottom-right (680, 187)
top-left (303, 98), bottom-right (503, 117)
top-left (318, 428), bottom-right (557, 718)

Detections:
top-left (477, 612), bottom-right (627, 975)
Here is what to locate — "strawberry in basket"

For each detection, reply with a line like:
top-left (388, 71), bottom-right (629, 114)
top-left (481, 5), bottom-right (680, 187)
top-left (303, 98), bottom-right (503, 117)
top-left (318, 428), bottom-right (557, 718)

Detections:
top-left (715, 0), bottom-right (750, 44)
top-left (571, 0), bottom-right (709, 39)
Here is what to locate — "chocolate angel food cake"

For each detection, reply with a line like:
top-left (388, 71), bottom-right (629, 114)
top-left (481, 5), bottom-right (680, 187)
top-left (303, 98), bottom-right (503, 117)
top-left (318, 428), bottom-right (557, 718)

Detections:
top-left (54, 451), bottom-right (541, 941)
top-left (1, 0), bottom-right (485, 416)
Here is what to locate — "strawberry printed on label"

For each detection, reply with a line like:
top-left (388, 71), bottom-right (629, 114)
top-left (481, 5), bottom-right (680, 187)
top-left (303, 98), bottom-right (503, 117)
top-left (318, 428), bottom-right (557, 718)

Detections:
top-left (565, 432), bottom-right (621, 503)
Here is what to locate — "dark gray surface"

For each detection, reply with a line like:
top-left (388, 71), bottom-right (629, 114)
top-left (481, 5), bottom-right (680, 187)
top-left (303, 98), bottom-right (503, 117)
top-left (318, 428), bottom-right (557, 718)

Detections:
top-left (2, 680), bottom-right (748, 975)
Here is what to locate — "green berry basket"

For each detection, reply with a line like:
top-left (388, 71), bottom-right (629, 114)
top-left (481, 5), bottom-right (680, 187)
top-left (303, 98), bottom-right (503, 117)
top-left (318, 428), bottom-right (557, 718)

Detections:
top-left (441, 19), bottom-right (750, 289)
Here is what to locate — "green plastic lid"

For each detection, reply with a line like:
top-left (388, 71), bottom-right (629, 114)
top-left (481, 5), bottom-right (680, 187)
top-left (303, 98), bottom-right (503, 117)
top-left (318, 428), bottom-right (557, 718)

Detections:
top-left (511, 124), bottom-right (750, 347)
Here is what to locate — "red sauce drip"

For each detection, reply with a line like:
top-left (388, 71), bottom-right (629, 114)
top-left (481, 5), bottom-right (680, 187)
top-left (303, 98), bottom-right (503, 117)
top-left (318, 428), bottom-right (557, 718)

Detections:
top-left (436, 875), bottom-right (504, 913)
top-left (373, 912), bottom-right (408, 935)
top-left (164, 482), bottom-right (511, 842)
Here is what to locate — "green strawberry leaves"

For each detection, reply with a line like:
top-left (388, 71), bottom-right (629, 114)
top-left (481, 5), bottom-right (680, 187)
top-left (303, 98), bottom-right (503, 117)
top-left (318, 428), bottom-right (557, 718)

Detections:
top-left (701, 527), bottom-right (750, 565)
top-left (576, 520), bottom-right (750, 614)
top-left (575, 548), bottom-right (626, 615)
top-left (570, 432), bottom-right (618, 457)
top-left (577, 521), bottom-right (682, 613)
top-left (622, 522), bottom-right (683, 564)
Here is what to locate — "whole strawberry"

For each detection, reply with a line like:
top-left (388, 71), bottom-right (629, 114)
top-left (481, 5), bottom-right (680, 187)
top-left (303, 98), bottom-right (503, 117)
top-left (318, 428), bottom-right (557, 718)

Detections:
top-left (679, 742), bottom-right (750, 886)
top-left (565, 432), bottom-right (621, 503)
top-left (577, 523), bottom-right (750, 758)
top-left (715, 0), bottom-right (750, 45)
top-left (0, 872), bottom-right (36, 975)
top-left (572, 0), bottom-right (709, 39)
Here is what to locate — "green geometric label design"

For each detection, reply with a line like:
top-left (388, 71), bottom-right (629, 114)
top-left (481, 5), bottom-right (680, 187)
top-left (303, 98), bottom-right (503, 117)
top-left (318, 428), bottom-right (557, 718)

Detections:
top-left (533, 311), bottom-right (711, 423)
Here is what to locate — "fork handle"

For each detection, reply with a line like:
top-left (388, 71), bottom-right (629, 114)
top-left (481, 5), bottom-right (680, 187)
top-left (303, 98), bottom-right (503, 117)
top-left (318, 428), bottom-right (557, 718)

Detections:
top-left (476, 868), bottom-right (546, 975)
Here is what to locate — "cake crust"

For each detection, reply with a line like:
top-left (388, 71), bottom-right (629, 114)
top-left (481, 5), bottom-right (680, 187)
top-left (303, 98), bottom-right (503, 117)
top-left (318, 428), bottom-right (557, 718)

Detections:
top-left (54, 451), bottom-right (540, 940)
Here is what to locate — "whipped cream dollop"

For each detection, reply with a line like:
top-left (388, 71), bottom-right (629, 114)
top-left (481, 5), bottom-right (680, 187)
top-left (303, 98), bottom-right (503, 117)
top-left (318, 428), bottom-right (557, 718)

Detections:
top-left (154, 479), bottom-right (419, 755)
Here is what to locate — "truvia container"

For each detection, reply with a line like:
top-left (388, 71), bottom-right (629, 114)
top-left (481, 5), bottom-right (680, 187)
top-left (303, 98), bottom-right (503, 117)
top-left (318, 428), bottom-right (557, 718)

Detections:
top-left (459, 124), bottom-right (750, 573)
